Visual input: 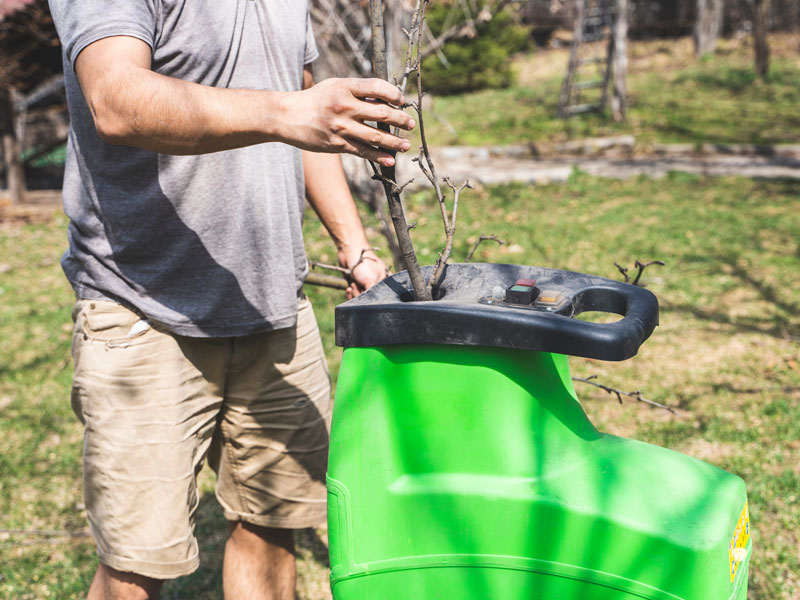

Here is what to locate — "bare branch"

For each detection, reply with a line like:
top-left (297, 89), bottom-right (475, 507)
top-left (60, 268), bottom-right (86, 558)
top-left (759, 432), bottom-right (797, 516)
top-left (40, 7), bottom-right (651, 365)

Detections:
top-left (428, 178), bottom-right (472, 291)
top-left (615, 260), bottom-right (666, 286)
top-left (310, 247), bottom-right (383, 279)
top-left (397, 0), bottom-right (423, 97)
top-left (310, 261), bottom-right (350, 275)
top-left (370, 171), bottom-right (414, 195)
top-left (369, 0), bottom-right (431, 300)
top-left (305, 272), bottom-right (350, 290)
top-left (465, 234), bottom-right (505, 262)
top-left (614, 261), bottom-right (629, 283)
top-left (632, 260), bottom-right (666, 286)
top-left (572, 376), bottom-right (678, 414)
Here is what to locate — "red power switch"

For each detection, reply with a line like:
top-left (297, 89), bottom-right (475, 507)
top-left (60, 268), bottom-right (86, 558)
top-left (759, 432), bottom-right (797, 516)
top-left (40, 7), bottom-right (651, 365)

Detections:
top-left (505, 279), bottom-right (539, 305)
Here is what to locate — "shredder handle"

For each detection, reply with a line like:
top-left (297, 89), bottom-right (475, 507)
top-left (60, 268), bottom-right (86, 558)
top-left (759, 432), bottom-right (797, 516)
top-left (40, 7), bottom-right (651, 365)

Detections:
top-left (335, 264), bottom-right (660, 361)
top-left (539, 284), bottom-right (660, 361)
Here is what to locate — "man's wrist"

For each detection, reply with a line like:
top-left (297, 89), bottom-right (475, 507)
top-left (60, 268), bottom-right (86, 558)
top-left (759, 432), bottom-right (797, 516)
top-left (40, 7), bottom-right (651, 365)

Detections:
top-left (337, 243), bottom-right (375, 268)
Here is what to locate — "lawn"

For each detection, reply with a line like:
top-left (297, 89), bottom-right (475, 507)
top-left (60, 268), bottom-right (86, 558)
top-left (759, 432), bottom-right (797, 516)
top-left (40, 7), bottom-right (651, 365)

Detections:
top-left (422, 34), bottom-right (800, 148)
top-left (1, 171), bottom-right (798, 599)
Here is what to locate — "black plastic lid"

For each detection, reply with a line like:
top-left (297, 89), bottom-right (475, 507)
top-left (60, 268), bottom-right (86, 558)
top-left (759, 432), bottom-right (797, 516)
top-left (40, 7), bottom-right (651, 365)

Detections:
top-left (334, 263), bottom-right (659, 361)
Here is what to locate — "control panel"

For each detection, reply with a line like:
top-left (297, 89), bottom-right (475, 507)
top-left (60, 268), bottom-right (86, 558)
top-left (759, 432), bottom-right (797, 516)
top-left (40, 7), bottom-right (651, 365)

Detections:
top-left (484, 279), bottom-right (568, 312)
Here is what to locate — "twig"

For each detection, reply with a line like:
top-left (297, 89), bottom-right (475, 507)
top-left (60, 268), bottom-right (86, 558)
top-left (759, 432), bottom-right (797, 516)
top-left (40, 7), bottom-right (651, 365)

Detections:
top-left (397, 0), bottom-right (424, 97)
top-left (428, 177), bottom-right (472, 291)
top-left (632, 260), bottom-right (666, 286)
top-left (615, 259), bottom-right (666, 286)
top-left (614, 261), bottom-right (629, 283)
top-left (310, 261), bottom-right (351, 275)
top-left (307, 248), bottom-right (385, 290)
top-left (408, 3), bottom-right (473, 296)
top-left (465, 234), bottom-right (505, 262)
top-left (572, 375), bottom-right (677, 414)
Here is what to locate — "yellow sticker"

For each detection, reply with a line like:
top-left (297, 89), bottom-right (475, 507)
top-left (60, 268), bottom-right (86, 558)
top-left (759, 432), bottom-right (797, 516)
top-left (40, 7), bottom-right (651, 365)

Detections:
top-left (729, 501), bottom-right (750, 583)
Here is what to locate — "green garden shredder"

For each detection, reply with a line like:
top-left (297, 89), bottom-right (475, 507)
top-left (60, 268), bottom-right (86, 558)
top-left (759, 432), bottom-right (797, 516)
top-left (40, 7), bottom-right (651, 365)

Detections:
top-left (327, 263), bottom-right (751, 600)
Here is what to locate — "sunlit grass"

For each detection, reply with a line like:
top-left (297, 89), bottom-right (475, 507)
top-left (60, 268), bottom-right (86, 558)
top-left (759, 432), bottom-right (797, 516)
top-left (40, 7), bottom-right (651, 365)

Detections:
top-left (422, 34), bottom-right (800, 147)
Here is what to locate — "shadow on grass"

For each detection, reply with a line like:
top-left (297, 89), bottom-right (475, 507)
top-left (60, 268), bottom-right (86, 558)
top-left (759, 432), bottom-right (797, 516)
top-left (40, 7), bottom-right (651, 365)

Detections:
top-left (663, 244), bottom-right (800, 341)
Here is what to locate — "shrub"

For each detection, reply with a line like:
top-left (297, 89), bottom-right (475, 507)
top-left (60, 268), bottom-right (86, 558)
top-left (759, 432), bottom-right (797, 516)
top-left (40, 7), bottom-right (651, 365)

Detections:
top-left (420, 5), bottom-right (530, 96)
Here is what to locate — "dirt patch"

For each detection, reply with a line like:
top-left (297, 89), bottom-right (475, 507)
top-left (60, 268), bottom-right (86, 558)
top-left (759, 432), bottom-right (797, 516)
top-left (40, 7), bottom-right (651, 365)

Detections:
top-left (0, 197), bottom-right (62, 229)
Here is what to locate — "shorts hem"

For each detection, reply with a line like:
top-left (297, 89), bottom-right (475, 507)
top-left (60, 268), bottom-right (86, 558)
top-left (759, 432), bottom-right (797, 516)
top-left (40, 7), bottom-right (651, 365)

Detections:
top-left (97, 550), bottom-right (199, 580)
top-left (222, 508), bottom-right (327, 530)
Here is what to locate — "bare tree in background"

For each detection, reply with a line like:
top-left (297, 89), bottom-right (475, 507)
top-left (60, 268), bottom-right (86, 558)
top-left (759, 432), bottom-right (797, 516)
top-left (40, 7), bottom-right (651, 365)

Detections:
top-left (611, 0), bottom-right (628, 122)
top-left (749, 0), bottom-right (771, 78)
top-left (0, 89), bottom-right (25, 205)
top-left (693, 0), bottom-right (723, 57)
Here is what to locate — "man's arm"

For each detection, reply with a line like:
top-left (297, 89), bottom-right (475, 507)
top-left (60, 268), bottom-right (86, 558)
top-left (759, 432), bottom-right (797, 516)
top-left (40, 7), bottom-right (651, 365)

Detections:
top-left (75, 36), bottom-right (414, 166)
top-left (301, 67), bottom-right (389, 298)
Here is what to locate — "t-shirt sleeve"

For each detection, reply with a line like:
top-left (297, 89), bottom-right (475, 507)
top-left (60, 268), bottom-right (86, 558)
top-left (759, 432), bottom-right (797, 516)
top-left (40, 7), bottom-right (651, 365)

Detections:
top-left (304, 12), bottom-right (320, 65)
top-left (48, 0), bottom-right (158, 68)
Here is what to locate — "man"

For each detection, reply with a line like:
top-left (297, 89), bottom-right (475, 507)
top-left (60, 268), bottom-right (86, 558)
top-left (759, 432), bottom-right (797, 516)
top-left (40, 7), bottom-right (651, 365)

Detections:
top-left (48, 1), bottom-right (414, 598)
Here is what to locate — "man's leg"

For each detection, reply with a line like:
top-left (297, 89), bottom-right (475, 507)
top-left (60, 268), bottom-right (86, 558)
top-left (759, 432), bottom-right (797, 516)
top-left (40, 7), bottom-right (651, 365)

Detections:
top-left (211, 299), bottom-right (331, 599)
top-left (87, 564), bottom-right (163, 600)
top-left (223, 522), bottom-right (296, 600)
top-left (70, 300), bottom-right (229, 594)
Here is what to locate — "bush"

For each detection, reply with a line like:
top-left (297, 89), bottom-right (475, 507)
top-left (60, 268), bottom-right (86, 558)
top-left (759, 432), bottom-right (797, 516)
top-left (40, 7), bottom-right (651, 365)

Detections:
top-left (420, 5), bottom-right (530, 96)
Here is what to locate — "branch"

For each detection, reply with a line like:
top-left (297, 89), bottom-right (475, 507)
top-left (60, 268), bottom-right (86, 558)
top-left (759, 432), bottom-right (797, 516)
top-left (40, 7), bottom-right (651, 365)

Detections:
top-left (615, 259), bottom-right (666, 286)
top-left (614, 261), bottom-right (629, 283)
top-left (309, 261), bottom-right (351, 275)
top-left (369, 0), bottom-right (432, 301)
top-left (428, 177), bottom-right (472, 290)
top-left (304, 272), bottom-right (349, 290)
top-left (465, 234), bottom-right (505, 262)
top-left (397, 0), bottom-right (424, 97)
top-left (307, 248), bottom-right (386, 291)
top-left (632, 260), bottom-right (666, 286)
top-left (572, 376), bottom-right (678, 414)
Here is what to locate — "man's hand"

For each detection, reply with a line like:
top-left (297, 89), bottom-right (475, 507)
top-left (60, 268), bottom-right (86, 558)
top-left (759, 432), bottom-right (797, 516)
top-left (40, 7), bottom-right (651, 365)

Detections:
top-left (281, 78), bottom-right (414, 168)
top-left (338, 248), bottom-right (389, 299)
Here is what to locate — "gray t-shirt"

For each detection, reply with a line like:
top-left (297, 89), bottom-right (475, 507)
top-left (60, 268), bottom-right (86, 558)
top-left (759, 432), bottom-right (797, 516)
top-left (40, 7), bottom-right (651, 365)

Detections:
top-left (49, 0), bottom-right (319, 337)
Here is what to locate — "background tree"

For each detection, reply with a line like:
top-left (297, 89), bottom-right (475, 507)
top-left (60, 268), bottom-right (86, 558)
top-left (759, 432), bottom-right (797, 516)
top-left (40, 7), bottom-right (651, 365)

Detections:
top-left (693, 0), bottom-right (723, 57)
top-left (0, 0), bottom-right (64, 205)
top-left (749, 0), bottom-right (771, 78)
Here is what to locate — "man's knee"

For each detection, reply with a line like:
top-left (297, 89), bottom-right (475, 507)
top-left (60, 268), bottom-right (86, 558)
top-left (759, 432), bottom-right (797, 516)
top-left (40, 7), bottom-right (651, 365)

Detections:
top-left (88, 563), bottom-right (164, 600)
top-left (227, 521), bottom-right (295, 553)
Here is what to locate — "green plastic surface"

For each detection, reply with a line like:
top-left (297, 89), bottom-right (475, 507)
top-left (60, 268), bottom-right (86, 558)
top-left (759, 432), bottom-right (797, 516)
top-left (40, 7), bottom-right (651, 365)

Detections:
top-left (328, 345), bottom-right (751, 599)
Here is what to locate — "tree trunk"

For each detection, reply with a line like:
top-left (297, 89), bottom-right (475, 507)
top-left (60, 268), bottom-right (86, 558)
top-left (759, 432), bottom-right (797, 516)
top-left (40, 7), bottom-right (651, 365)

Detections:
top-left (558, 0), bottom-right (585, 118)
top-left (611, 0), bottom-right (628, 122)
top-left (693, 0), bottom-right (723, 57)
top-left (752, 0), bottom-right (771, 78)
top-left (0, 89), bottom-right (26, 206)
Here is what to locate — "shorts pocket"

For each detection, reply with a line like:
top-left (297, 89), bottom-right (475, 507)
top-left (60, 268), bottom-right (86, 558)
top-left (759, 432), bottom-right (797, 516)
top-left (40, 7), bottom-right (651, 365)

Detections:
top-left (77, 300), bottom-right (152, 347)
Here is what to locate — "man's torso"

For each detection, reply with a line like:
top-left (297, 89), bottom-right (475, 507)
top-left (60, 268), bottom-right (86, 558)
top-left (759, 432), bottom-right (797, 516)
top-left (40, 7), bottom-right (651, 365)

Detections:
top-left (52, 0), bottom-right (318, 336)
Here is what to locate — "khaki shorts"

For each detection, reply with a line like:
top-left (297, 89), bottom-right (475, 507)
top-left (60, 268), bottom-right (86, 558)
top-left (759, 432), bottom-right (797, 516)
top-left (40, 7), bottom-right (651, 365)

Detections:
top-left (70, 298), bottom-right (331, 579)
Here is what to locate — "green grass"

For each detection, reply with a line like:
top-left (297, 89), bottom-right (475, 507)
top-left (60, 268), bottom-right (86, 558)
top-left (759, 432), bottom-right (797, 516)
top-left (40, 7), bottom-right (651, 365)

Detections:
top-left (422, 35), bottom-right (800, 147)
top-left (2, 172), bottom-right (797, 598)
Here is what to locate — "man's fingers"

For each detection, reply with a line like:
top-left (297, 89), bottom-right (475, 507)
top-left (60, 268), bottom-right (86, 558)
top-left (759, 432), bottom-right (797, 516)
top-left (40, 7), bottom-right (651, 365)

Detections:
top-left (348, 77), bottom-right (405, 106)
top-left (348, 123), bottom-right (410, 154)
top-left (358, 101), bottom-right (415, 131)
top-left (342, 138), bottom-right (397, 167)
